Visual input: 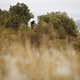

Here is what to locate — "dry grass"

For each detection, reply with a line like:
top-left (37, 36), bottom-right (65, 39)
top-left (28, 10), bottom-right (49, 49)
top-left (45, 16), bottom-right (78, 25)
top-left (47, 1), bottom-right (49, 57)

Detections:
top-left (0, 28), bottom-right (80, 80)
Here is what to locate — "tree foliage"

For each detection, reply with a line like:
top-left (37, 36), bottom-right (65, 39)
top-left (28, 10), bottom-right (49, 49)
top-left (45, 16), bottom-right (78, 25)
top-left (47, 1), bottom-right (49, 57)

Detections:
top-left (0, 3), bottom-right (33, 29)
top-left (38, 12), bottom-right (78, 38)
top-left (9, 3), bottom-right (33, 24)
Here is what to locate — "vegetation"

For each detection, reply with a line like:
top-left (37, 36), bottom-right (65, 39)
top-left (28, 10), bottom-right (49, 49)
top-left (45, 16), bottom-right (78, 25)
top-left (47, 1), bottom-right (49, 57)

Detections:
top-left (0, 2), bottom-right (80, 80)
top-left (0, 2), bottom-right (79, 57)
top-left (0, 2), bottom-right (79, 52)
top-left (0, 3), bottom-right (33, 29)
top-left (38, 12), bottom-right (78, 39)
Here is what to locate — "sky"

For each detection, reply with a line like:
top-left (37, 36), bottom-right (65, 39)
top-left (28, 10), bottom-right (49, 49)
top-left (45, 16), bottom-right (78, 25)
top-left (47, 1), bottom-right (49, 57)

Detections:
top-left (0, 0), bottom-right (80, 21)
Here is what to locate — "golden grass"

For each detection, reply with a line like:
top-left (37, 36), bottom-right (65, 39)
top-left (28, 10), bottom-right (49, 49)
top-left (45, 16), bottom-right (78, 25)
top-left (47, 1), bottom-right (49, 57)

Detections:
top-left (0, 28), bottom-right (80, 80)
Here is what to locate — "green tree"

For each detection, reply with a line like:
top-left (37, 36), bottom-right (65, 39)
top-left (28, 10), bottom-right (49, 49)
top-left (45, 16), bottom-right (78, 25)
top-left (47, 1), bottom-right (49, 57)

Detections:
top-left (9, 3), bottom-right (33, 24)
top-left (5, 2), bottom-right (33, 29)
top-left (0, 9), bottom-right (9, 27)
top-left (38, 12), bottom-right (78, 38)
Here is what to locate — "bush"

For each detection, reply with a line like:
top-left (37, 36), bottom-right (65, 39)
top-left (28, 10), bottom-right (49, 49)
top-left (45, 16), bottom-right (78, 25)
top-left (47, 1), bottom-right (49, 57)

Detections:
top-left (38, 12), bottom-right (78, 38)
top-left (0, 3), bottom-right (33, 29)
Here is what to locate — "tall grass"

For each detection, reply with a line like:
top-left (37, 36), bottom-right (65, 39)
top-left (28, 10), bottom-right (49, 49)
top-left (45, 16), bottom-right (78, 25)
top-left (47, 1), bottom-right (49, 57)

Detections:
top-left (0, 27), bottom-right (80, 80)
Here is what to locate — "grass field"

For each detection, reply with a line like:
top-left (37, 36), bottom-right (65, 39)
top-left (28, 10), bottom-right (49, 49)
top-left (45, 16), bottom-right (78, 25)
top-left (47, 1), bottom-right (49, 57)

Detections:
top-left (0, 27), bottom-right (80, 80)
